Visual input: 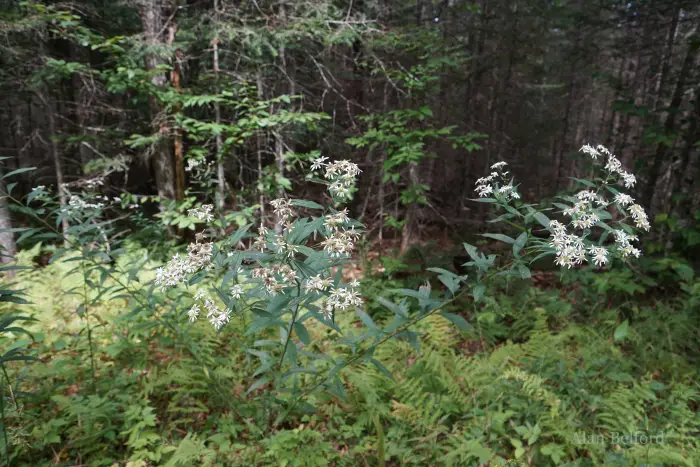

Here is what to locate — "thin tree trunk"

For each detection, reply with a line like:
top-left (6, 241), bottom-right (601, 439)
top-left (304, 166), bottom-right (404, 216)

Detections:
top-left (652, 7), bottom-right (680, 115)
top-left (256, 70), bottom-right (266, 222)
top-left (38, 92), bottom-right (70, 235)
top-left (400, 0), bottom-right (425, 253)
top-left (168, 24), bottom-right (185, 201)
top-left (400, 161), bottom-right (420, 254)
top-left (665, 85), bottom-right (700, 254)
top-left (213, 1), bottom-right (226, 210)
top-left (556, 1), bottom-right (583, 189)
top-left (70, 43), bottom-right (92, 172)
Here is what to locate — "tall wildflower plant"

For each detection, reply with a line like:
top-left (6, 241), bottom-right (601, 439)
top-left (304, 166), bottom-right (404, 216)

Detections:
top-left (152, 157), bottom-right (365, 405)
top-left (463, 144), bottom-right (650, 296)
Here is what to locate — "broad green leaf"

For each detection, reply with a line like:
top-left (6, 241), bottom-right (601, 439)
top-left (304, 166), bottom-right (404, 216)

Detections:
top-left (356, 309), bottom-right (377, 330)
top-left (517, 265), bottom-right (531, 279)
top-left (470, 197), bottom-right (498, 203)
top-left (513, 231), bottom-right (528, 257)
top-left (370, 358), bottom-right (394, 380)
top-left (614, 320), bottom-right (629, 342)
top-left (570, 177), bottom-right (596, 188)
top-left (229, 223), bottom-right (251, 246)
top-left (472, 284), bottom-right (486, 302)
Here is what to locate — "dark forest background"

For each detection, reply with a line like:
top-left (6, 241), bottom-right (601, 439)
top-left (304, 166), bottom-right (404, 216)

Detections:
top-left (0, 0), bottom-right (698, 257)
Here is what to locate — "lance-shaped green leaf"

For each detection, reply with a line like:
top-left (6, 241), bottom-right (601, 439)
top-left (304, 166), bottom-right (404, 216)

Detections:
top-left (472, 284), bottom-right (486, 302)
top-left (570, 177), bottom-right (597, 188)
top-left (439, 311), bottom-right (472, 331)
top-left (291, 199), bottom-right (325, 210)
top-left (229, 223), bottom-right (251, 246)
top-left (481, 233), bottom-right (516, 244)
top-left (533, 212), bottom-right (550, 228)
top-left (2, 167), bottom-right (36, 180)
top-left (247, 376), bottom-right (270, 394)
top-left (513, 231), bottom-right (528, 257)
top-left (370, 358), bottom-right (394, 380)
top-left (471, 197), bottom-right (498, 203)
top-left (293, 321), bottom-right (311, 346)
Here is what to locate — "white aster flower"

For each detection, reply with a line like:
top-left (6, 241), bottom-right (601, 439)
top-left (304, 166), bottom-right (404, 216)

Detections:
top-left (605, 155), bottom-right (622, 174)
top-left (187, 304), bottom-right (200, 322)
top-left (304, 274), bottom-right (333, 293)
top-left (614, 193), bottom-right (634, 206)
top-left (628, 204), bottom-right (650, 231)
top-left (310, 156), bottom-right (329, 171)
top-left (185, 158), bottom-right (202, 172)
top-left (230, 284), bottom-right (243, 299)
top-left (620, 171), bottom-right (636, 188)
top-left (322, 286), bottom-right (364, 320)
top-left (475, 184), bottom-right (493, 197)
top-left (588, 246), bottom-right (608, 267)
top-left (579, 144), bottom-right (600, 159)
top-left (270, 198), bottom-right (295, 223)
top-left (188, 204), bottom-right (214, 222)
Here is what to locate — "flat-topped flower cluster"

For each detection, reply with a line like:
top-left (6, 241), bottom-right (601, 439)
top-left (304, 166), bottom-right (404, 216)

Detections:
top-left (311, 157), bottom-right (362, 199)
top-left (155, 231), bottom-right (214, 287)
top-left (154, 156), bottom-right (365, 329)
top-left (473, 144), bottom-right (650, 270)
top-left (475, 161), bottom-right (520, 201)
top-left (546, 144), bottom-right (648, 268)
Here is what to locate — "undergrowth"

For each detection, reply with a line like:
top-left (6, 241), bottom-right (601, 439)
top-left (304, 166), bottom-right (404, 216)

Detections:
top-left (2, 244), bottom-right (698, 466)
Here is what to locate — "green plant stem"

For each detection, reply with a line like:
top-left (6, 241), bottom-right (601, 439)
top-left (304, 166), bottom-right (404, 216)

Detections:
top-left (81, 261), bottom-right (97, 393)
top-left (278, 280), bottom-right (302, 370)
top-left (503, 218), bottom-right (526, 232)
top-left (0, 372), bottom-right (8, 466)
top-left (0, 366), bottom-right (18, 416)
top-left (275, 288), bottom-right (468, 426)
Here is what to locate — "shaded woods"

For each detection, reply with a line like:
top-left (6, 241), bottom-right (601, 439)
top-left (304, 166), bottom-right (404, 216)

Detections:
top-left (0, 0), bottom-right (698, 253)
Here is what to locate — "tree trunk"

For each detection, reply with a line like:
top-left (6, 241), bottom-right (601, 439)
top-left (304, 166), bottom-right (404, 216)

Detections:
top-left (256, 70), bottom-right (266, 222)
top-left (70, 42), bottom-right (92, 172)
top-left (652, 7), bottom-right (680, 115)
top-left (168, 24), bottom-right (186, 202)
top-left (0, 174), bottom-right (17, 268)
top-left (556, 1), bottom-right (583, 190)
top-left (138, 0), bottom-right (176, 203)
top-left (400, 161), bottom-right (420, 254)
top-left (666, 84), bottom-right (700, 251)
top-left (38, 92), bottom-right (70, 235)
top-left (643, 30), bottom-right (699, 208)
top-left (213, 1), bottom-right (226, 210)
